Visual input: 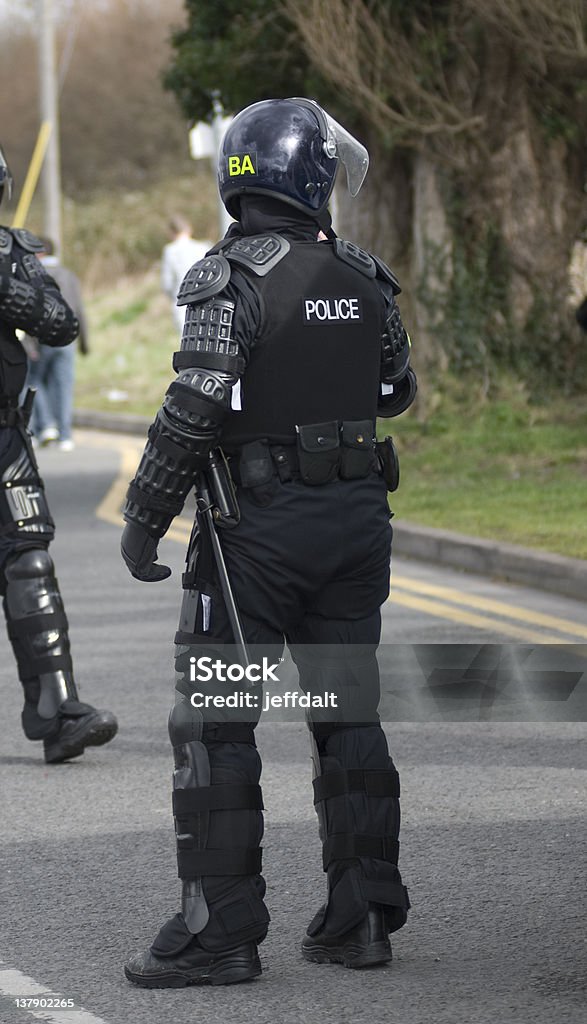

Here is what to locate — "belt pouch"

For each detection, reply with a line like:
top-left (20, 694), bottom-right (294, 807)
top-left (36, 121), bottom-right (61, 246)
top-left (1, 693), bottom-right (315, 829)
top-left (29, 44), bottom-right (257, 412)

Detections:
top-left (340, 420), bottom-right (375, 480)
top-left (238, 439), bottom-right (276, 506)
top-left (296, 421), bottom-right (340, 485)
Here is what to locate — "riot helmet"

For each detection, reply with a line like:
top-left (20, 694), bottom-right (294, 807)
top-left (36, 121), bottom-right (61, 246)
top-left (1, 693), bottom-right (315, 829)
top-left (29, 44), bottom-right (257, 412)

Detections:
top-left (218, 98), bottom-right (369, 220)
top-left (0, 145), bottom-right (13, 206)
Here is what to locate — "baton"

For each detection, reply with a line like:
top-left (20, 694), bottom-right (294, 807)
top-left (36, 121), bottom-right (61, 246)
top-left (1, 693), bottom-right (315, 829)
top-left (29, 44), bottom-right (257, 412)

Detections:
top-left (195, 466), bottom-right (250, 667)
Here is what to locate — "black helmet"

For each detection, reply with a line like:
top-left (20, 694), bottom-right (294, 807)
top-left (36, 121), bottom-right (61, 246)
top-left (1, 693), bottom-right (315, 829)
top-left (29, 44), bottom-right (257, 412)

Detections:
top-left (0, 145), bottom-right (13, 206)
top-left (218, 98), bottom-right (369, 220)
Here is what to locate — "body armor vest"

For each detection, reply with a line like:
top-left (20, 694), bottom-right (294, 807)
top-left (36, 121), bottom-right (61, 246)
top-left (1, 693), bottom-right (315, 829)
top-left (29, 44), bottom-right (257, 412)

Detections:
top-left (222, 240), bottom-right (385, 449)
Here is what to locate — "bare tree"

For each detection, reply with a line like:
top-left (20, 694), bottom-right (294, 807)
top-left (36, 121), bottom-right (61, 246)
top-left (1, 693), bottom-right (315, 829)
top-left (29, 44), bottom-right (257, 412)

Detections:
top-left (284, 0), bottom-right (587, 384)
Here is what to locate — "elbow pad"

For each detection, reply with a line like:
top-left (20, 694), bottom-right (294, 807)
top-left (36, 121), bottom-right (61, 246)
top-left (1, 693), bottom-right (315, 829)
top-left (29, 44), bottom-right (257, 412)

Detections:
top-left (0, 275), bottom-right (78, 345)
top-left (123, 368), bottom-right (235, 537)
top-left (378, 367), bottom-right (417, 418)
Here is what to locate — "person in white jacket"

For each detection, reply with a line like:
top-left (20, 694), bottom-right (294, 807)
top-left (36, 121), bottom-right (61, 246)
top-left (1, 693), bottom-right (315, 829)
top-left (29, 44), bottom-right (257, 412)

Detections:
top-left (161, 215), bottom-right (211, 333)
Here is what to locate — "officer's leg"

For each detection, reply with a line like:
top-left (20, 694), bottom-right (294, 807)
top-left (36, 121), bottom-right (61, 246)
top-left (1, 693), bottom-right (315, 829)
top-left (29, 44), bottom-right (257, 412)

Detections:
top-left (0, 424), bottom-right (117, 762)
top-left (289, 610), bottom-right (409, 968)
top-left (125, 523), bottom-right (277, 987)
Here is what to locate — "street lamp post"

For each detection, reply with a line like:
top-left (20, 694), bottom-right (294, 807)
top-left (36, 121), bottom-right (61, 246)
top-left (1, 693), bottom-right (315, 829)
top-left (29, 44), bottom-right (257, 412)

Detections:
top-left (38, 0), bottom-right (62, 255)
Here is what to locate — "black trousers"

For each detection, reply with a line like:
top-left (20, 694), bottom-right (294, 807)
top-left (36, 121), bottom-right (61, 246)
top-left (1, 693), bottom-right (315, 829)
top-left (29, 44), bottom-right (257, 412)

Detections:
top-left (157, 473), bottom-right (409, 958)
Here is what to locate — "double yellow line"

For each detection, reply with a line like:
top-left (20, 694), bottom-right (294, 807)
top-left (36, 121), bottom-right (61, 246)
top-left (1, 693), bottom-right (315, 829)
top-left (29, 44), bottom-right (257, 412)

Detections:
top-left (389, 576), bottom-right (587, 644)
top-left (94, 436), bottom-right (587, 645)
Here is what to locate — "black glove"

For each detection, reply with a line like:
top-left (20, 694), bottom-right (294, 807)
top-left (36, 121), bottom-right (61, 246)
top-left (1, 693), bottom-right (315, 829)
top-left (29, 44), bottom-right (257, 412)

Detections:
top-left (121, 522), bottom-right (171, 582)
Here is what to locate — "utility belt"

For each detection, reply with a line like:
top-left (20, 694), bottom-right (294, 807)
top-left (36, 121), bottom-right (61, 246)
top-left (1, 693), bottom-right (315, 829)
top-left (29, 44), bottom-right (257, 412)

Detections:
top-left (229, 420), bottom-right (400, 505)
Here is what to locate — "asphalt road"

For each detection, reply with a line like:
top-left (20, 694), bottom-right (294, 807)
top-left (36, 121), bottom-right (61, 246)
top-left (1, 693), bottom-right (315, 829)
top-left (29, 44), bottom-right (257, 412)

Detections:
top-left (0, 431), bottom-right (585, 1024)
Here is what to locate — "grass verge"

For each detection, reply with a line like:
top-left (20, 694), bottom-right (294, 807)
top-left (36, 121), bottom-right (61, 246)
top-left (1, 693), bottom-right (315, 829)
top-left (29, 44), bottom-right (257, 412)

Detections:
top-left (388, 381), bottom-right (587, 560)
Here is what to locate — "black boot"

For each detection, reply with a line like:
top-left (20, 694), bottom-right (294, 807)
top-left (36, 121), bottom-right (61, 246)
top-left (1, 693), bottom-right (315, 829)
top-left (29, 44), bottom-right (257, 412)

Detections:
top-left (302, 903), bottom-right (392, 969)
top-left (40, 697), bottom-right (118, 764)
top-left (125, 936), bottom-right (262, 988)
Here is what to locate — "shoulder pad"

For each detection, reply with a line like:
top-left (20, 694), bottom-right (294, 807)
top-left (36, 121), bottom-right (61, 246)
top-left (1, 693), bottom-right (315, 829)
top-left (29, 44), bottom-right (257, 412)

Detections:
top-left (0, 226), bottom-right (13, 257)
top-left (333, 239), bottom-right (376, 278)
top-left (224, 233), bottom-right (290, 277)
top-left (372, 254), bottom-right (401, 295)
top-left (11, 228), bottom-right (45, 253)
top-left (176, 255), bottom-right (231, 306)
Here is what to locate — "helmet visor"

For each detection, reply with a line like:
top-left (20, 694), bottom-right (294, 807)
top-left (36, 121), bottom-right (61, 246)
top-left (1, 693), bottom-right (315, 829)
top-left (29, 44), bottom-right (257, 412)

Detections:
top-left (289, 98), bottom-right (369, 197)
top-left (0, 145), bottom-right (13, 201)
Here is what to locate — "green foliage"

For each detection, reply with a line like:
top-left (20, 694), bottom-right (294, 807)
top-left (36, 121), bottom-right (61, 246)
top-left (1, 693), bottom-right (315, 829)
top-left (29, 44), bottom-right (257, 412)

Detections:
top-left (163, 0), bottom-right (322, 121)
top-left (418, 212), bottom-right (514, 376)
top-left (99, 298), bottom-right (149, 329)
top-left (418, 190), bottom-right (585, 392)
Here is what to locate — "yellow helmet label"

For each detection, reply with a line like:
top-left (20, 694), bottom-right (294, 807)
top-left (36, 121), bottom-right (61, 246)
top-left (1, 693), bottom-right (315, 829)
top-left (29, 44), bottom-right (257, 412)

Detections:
top-left (228, 153), bottom-right (257, 177)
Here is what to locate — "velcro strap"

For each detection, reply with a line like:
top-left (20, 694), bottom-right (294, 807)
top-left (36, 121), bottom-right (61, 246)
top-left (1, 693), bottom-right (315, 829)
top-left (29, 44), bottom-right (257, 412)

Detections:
top-left (173, 784), bottom-right (263, 814)
top-left (177, 847), bottom-right (262, 879)
top-left (174, 628), bottom-right (214, 645)
top-left (148, 425), bottom-right (193, 463)
top-left (361, 880), bottom-right (410, 910)
top-left (8, 610), bottom-right (69, 639)
top-left (2, 477), bottom-right (40, 489)
top-left (126, 483), bottom-right (184, 516)
top-left (322, 834), bottom-right (399, 870)
top-left (180, 571), bottom-right (215, 593)
top-left (0, 515), bottom-right (51, 536)
top-left (166, 382), bottom-right (224, 419)
top-left (313, 769), bottom-right (400, 804)
top-left (173, 350), bottom-right (245, 375)
top-left (27, 654), bottom-right (72, 676)
top-left (202, 723), bottom-right (257, 744)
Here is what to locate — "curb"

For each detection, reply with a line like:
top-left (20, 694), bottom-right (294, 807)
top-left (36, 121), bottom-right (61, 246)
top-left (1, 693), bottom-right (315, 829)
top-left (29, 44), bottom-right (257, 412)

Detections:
top-left (392, 523), bottom-right (587, 603)
top-left (74, 408), bottom-right (587, 603)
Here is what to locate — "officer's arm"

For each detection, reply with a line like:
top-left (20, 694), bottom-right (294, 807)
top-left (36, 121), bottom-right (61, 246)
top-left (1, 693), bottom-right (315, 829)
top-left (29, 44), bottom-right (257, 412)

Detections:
top-left (0, 229), bottom-right (78, 347)
top-left (121, 256), bottom-right (259, 582)
top-left (374, 260), bottom-right (417, 418)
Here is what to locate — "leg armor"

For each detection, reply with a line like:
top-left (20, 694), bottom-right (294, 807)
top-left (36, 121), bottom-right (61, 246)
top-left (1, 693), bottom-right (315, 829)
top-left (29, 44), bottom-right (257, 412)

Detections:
top-left (2, 547), bottom-right (76, 737)
top-left (1, 547), bottom-right (118, 760)
top-left (290, 613), bottom-right (410, 939)
top-left (0, 427), bottom-right (118, 761)
top-left (150, 550), bottom-right (270, 960)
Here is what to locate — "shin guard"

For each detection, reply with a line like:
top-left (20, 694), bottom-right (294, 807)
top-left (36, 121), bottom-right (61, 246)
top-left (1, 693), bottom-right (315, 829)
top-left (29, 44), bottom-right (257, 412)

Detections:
top-left (2, 547), bottom-right (83, 738)
top-left (307, 723), bottom-right (410, 938)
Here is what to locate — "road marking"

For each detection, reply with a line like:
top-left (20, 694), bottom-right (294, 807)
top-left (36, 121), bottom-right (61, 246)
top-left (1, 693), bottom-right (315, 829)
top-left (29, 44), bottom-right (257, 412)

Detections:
top-left (0, 962), bottom-right (108, 1024)
top-left (388, 591), bottom-right (567, 643)
top-left (392, 575), bottom-right (587, 640)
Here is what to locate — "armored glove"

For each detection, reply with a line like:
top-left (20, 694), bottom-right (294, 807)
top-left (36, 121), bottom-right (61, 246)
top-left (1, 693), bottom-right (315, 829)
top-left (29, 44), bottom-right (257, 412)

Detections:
top-left (121, 522), bottom-right (171, 583)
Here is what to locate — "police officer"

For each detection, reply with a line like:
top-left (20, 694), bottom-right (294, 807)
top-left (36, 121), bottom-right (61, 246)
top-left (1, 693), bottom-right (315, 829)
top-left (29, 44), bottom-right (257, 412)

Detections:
top-left (0, 146), bottom-right (117, 763)
top-left (121, 98), bottom-right (416, 986)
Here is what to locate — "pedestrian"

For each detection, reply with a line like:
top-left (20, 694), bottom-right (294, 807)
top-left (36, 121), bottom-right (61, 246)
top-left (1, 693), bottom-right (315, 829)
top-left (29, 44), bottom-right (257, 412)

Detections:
top-left (0, 145), bottom-right (117, 763)
top-left (161, 215), bottom-right (212, 334)
top-left (26, 237), bottom-right (89, 451)
top-left (121, 98), bottom-right (417, 986)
